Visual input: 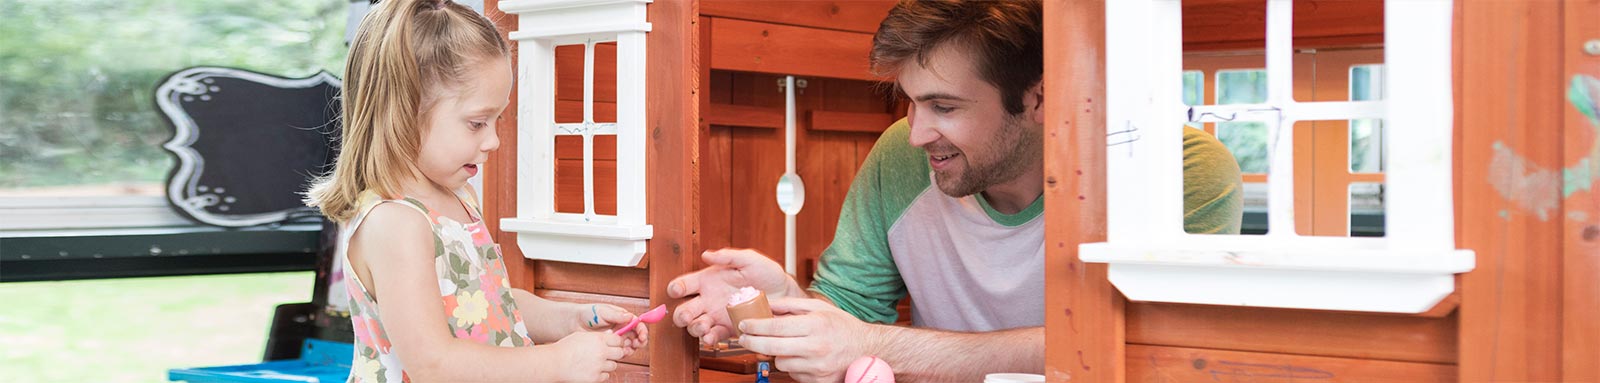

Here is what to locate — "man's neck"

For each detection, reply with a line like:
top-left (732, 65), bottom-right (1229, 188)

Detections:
top-left (979, 165), bottom-right (1044, 215)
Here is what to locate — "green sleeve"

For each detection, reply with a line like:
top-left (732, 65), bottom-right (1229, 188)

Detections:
top-left (1182, 126), bottom-right (1246, 234)
top-left (807, 120), bottom-right (925, 324)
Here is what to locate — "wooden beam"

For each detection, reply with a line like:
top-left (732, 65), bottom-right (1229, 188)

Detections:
top-left (1043, 0), bottom-right (1122, 382)
top-left (644, 0), bottom-right (700, 381)
top-left (709, 18), bottom-right (877, 81)
top-left (700, 0), bottom-right (895, 34)
top-left (808, 110), bottom-right (894, 133)
top-left (1128, 303), bottom-right (1458, 365)
top-left (706, 102), bottom-right (783, 129)
top-left (1128, 344), bottom-right (1455, 382)
top-left (1457, 1), bottom-right (1567, 381)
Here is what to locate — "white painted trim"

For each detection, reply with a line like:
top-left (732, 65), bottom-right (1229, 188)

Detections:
top-left (156, 67), bottom-right (340, 227)
top-left (1089, 0), bottom-right (1469, 313)
top-left (502, 0), bottom-right (652, 267)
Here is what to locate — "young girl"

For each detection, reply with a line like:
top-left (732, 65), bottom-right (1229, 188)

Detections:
top-left (305, 0), bottom-right (645, 381)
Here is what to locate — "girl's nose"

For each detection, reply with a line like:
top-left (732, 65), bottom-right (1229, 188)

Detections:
top-left (483, 130), bottom-right (501, 152)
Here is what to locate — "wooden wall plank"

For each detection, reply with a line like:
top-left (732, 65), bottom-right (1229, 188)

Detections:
top-left (702, 17), bottom-right (733, 253)
top-left (556, 99), bottom-right (618, 124)
top-left (553, 135), bottom-right (619, 215)
top-left (1457, 1), bottom-right (1567, 381)
top-left (643, 0), bottom-right (700, 380)
top-left (533, 261), bottom-right (649, 298)
top-left (1182, 0), bottom-right (1384, 52)
top-left (1562, 0), bottom-right (1600, 379)
top-left (555, 43), bottom-right (618, 103)
top-left (710, 18), bottom-right (877, 81)
top-left (1128, 345), bottom-right (1455, 383)
top-left (1128, 303), bottom-right (1458, 364)
top-left (729, 126), bottom-right (786, 261)
top-left (1042, 0), bottom-right (1122, 382)
top-left (810, 110), bottom-right (894, 133)
top-left (706, 103), bottom-right (783, 129)
top-left (700, 0), bottom-right (894, 34)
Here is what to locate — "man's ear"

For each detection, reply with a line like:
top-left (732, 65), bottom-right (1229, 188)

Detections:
top-left (1026, 80), bottom-right (1045, 125)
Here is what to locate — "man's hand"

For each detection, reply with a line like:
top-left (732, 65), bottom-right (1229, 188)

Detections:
top-left (737, 297), bottom-right (883, 383)
top-left (573, 303), bottom-right (647, 356)
top-left (667, 249), bottom-right (803, 346)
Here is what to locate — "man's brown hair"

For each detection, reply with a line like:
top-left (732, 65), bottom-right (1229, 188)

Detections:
top-left (870, 0), bottom-right (1043, 115)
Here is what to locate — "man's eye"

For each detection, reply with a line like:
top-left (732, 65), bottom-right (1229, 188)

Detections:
top-left (932, 105), bottom-right (955, 113)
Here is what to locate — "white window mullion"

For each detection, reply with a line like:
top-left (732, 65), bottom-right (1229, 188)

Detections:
top-left (1264, 0), bottom-right (1297, 239)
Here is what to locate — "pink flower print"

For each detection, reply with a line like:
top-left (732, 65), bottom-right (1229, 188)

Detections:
top-left (470, 225), bottom-right (494, 247)
top-left (454, 323), bottom-right (489, 343)
top-left (480, 272), bottom-right (501, 296)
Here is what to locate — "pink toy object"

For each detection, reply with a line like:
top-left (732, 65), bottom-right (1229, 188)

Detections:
top-left (845, 355), bottom-right (894, 383)
top-left (725, 287), bottom-right (773, 338)
top-left (616, 304), bottom-right (668, 335)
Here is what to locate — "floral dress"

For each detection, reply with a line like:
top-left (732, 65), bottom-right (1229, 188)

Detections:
top-left (338, 189), bottom-right (532, 383)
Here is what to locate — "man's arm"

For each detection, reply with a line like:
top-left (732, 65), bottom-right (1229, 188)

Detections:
top-left (740, 297), bottom-right (1041, 383)
top-left (871, 325), bottom-right (1043, 381)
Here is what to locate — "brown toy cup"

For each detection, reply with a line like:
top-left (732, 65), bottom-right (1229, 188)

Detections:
top-left (725, 289), bottom-right (774, 338)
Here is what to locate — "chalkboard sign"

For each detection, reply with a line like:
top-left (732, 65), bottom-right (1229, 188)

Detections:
top-left (156, 67), bottom-right (341, 227)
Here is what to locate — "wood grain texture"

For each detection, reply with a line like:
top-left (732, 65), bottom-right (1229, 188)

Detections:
top-left (1562, 0), bottom-right (1600, 380)
top-left (1042, 0), bottom-right (1123, 382)
top-left (1183, 0), bottom-right (1384, 52)
top-left (643, 0), bottom-right (700, 380)
top-left (700, 0), bottom-right (894, 34)
top-left (1128, 344), bottom-right (1455, 383)
top-left (809, 110), bottom-right (894, 133)
top-left (709, 18), bottom-right (877, 81)
top-left (1457, 1), bottom-right (1567, 381)
top-left (1128, 303), bottom-right (1458, 364)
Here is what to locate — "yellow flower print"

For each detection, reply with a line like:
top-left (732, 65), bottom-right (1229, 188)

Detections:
top-left (452, 290), bottom-right (489, 327)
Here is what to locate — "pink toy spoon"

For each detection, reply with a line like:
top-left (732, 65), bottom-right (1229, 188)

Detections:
top-left (616, 304), bottom-right (668, 335)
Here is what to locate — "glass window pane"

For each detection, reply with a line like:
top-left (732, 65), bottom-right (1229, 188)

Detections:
top-left (1350, 65), bottom-right (1385, 173)
top-left (1182, 71), bottom-right (1204, 129)
top-left (0, 1), bottom-right (348, 197)
top-left (1215, 70), bottom-right (1269, 173)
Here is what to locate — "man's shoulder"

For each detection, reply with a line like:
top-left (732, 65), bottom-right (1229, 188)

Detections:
top-left (853, 118), bottom-right (935, 210)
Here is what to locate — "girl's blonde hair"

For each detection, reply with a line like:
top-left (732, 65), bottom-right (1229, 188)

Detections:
top-left (305, 0), bottom-right (509, 222)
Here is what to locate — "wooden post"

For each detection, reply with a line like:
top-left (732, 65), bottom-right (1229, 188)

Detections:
top-left (1457, 1), bottom-right (1568, 381)
top-left (1043, 0), bottom-right (1123, 382)
top-left (1561, 0), bottom-right (1600, 380)
top-left (644, 0), bottom-right (701, 381)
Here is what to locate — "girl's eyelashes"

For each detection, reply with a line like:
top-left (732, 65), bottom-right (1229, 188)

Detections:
top-left (469, 120), bottom-right (488, 130)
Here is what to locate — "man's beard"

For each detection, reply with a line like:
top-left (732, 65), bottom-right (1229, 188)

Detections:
top-left (930, 114), bottom-right (1043, 198)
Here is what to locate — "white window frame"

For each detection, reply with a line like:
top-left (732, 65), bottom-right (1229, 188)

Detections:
top-left (1080, 0), bottom-right (1473, 313)
top-left (499, 0), bottom-right (652, 267)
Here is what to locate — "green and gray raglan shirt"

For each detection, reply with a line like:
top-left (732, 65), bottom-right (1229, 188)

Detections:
top-left (807, 119), bottom-right (1243, 332)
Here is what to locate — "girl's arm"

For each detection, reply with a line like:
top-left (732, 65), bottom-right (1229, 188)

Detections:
top-left (352, 204), bottom-right (625, 382)
top-left (511, 289), bottom-right (649, 352)
top-left (510, 289), bottom-right (580, 343)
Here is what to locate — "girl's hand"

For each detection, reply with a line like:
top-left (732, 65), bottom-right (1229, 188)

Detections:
top-left (576, 304), bottom-right (649, 355)
top-left (551, 330), bottom-right (625, 382)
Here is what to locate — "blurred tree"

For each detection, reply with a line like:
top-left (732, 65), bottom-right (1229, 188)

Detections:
top-left (0, 0), bottom-right (347, 191)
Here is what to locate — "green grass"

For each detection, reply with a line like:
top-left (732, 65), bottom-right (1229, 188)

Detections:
top-left (0, 272), bottom-right (314, 383)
